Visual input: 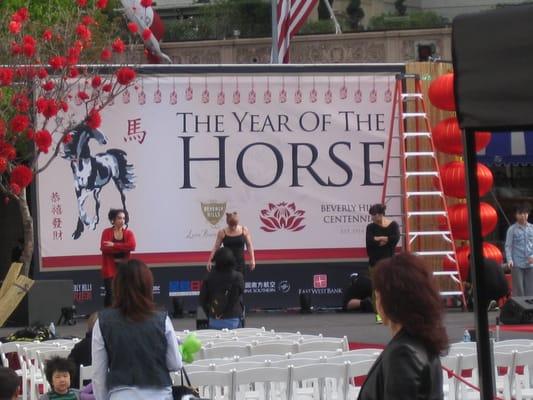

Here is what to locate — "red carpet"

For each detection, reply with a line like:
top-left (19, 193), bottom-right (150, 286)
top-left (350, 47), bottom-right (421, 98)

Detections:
top-left (495, 324), bottom-right (533, 333)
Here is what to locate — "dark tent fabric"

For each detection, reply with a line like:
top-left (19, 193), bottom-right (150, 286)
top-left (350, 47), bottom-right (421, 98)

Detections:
top-left (452, 5), bottom-right (533, 131)
top-left (478, 131), bottom-right (533, 165)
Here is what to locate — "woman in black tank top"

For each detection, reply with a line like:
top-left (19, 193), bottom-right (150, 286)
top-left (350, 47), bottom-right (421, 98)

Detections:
top-left (207, 212), bottom-right (256, 274)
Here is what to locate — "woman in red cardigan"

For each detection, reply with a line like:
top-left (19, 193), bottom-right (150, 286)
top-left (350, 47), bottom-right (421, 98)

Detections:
top-left (100, 209), bottom-right (136, 306)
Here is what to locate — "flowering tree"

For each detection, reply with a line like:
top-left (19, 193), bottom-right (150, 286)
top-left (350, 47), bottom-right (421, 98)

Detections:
top-left (0, 0), bottom-right (143, 276)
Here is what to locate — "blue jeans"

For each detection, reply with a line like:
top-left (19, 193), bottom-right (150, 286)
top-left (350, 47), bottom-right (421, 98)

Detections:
top-left (208, 318), bottom-right (241, 330)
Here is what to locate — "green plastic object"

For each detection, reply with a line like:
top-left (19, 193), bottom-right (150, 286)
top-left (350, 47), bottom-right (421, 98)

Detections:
top-left (179, 334), bottom-right (202, 363)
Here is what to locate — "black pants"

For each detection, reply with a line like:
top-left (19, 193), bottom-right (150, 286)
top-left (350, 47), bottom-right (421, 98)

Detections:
top-left (104, 278), bottom-right (113, 307)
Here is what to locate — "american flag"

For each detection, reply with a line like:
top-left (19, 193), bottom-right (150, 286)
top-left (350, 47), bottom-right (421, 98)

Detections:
top-left (275, 0), bottom-right (318, 63)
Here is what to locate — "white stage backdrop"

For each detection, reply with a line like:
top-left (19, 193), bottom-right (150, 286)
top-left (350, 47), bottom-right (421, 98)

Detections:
top-left (37, 72), bottom-right (400, 270)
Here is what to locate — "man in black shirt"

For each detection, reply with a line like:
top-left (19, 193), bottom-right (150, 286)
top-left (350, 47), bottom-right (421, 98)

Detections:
top-left (465, 257), bottom-right (510, 311)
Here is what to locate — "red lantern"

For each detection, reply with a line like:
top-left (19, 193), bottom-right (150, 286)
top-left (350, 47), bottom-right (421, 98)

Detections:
top-left (443, 243), bottom-right (503, 281)
top-left (428, 73), bottom-right (455, 111)
top-left (432, 118), bottom-right (492, 154)
top-left (445, 202), bottom-right (498, 240)
top-left (439, 161), bottom-right (494, 198)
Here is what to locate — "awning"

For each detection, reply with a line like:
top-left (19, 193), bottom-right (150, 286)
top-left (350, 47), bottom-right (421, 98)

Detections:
top-left (477, 131), bottom-right (533, 165)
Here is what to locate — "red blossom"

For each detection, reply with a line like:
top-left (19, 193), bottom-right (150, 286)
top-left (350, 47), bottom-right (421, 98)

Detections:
top-left (36, 97), bottom-right (47, 113)
top-left (116, 67), bottom-right (136, 85)
top-left (26, 129), bottom-right (34, 140)
top-left (87, 109), bottom-right (101, 129)
top-left (141, 0), bottom-right (153, 7)
top-left (0, 142), bottom-right (16, 160)
top-left (37, 67), bottom-right (48, 79)
top-left (10, 165), bottom-right (33, 188)
top-left (100, 48), bottom-right (112, 61)
top-left (91, 76), bottom-right (102, 88)
top-left (76, 0), bottom-right (88, 6)
top-left (0, 119), bottom-right (5, 138)
top-left (42, 81), bottom-right (55, 91)
top-left (12, 93), bottom-right (31, 113)
top-left (76, 23), bottom-right (92, 41)
top-left (82, 16), bottom-right (95, 26)
top-left (112, 38), bottom-right (125, 53)
top-left (142, 28), bottom-right (152, 41)
top-left (77, 91), bottom-right (90, 101)
top-left (0, 68), bottom-right (14, 86)
top-left (127, 22), bottom-right (138, 34)
top-left (62, 133), bottom-right (73, 144)
top-left (15, 8), bottom-right (29, 22)
top-left (10, 115), bottom-right (30, 133)
top-left (9, 182), bottom-right (21, 196)
top-left (68, 66), bottom-right (79, 78)
top-left (0, 157), bottom-right (7, 174)
top-left (16, 66), bottom-right (36, 79)
top-left (102, 83), bottom-right (112, 92)
top-left (11, 42), bottom-right (21, 55)
top-left (60, 101), bottom-right (69, 112)
top-left (42, 29), bottom-right (53, 41)
top-left (35, 130), bottom-right (52, 153)
top-left (9, 21), bottom-right (22, 34)
top-left (49, 56), bottom-right (66, 70)
top-left (41, 99), bottom-right (59, 119)
top-left (96, 0), bottom-right (108, 8)
top-left (22, 35), bottom-right (37, 58)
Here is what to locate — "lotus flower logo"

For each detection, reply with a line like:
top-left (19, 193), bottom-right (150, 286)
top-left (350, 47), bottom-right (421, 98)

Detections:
top-left (260, 202), bottom-right (306, 232)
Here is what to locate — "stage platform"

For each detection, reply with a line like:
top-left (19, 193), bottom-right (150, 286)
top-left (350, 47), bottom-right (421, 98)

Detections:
top-left (1, 309), bottom-right (531, 345)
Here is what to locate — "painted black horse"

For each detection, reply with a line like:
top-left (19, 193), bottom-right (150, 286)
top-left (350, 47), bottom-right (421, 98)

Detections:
top-left (62, 124), bottom-right (135, 239)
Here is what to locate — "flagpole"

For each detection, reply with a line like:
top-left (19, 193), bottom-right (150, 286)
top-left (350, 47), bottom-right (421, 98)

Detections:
top-left (271, 0), bottom-right (279, 63)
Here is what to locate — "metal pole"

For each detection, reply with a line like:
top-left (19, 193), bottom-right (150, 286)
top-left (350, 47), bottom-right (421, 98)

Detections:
top-left (271, 0), bottom-right (279, 64)
top-left (462, 128), bottom-right (496, 400)
top-left (321, 0), bottom-right (342, 34)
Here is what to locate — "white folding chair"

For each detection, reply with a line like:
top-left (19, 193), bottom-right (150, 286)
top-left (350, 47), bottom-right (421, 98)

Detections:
top-left (231, 328), bottom-right (267, 335)
top-left (345, 360), bottom-right (375, 399)
top-left (194, 357), bottom-right (239, 366)
top-left (513, 350), bottom-right (533, 400)
top-left (186, 369), bottom-right (234, 400)
top-left (233, 367), bottom-right (291, 400)
top-left (79, 364), bottom-right (93, 388)
top-left (342, 348), bottom-right (382, 356)
top-left (201, 344), bottom-right (252, 360)
top-left (440, 354), bottom-right (460, 400)
top-left (297, 337), bottom-right (349, 353)
top-left (494, 344), bottom-right (533, 354)
top-left (291, 350), bottom-right (343, 360)
top-left (290, 363), bottom-right (347, 400)
top-left (270, 358), bottom-right (323, 368)
top-left (496, 340), bottom-right (533, 347)
top-left (456, 353), bottom-right (479, 400)
top-left (493, 351), bottom-right (516, 400)
top-left (216, 361), bottom-right (266, 371)
top-left (447, 346), bottom-right (477, 357)
top-left (239, 354), bottom-right (289, 363)
top-left (326, 353), bottom-right (378, 364)
top-left (250, 342), bottom-right (298, 356)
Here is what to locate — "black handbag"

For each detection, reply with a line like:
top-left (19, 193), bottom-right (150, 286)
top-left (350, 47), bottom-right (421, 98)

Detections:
top-left (172, 367), bottom-right (199, 400)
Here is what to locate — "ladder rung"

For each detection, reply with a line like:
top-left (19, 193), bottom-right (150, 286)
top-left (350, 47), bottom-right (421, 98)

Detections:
top-left (414, 251), bottom-right (454, 256)
top-left (406, 171), bottom-right (438, 177)
top-left (402, 112), bottom-right (426, 118)
top-left (406, 191), bottom-right (442, 197)
top-left (385, 194), bottom-right (402, 198)
top-left (387, 175), bottom-right (402, 178)
top-left (434, 271), bottom-right (460, 276)
top-left (405, 152), bottom-right (435, 157)
top-left (401, 93), bottom-right (423, 99)
top-left (404, 132), bottom-right (431, 137)
top-left (410, 231), bottom-right (451, 236)
top-left (440, 291), bottom-right (464, 296)
top-left (408, 211), bottom-right (447, 216)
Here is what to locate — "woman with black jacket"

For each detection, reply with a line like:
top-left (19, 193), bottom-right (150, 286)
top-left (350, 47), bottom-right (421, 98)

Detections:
top-left (358, 253), bottom-right (447, 400)
top-left (200, 247), bottom-right (245, 330)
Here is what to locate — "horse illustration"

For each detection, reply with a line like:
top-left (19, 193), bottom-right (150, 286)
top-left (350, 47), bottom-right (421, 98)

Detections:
top-left (62, 124), bottom-right (136, 239)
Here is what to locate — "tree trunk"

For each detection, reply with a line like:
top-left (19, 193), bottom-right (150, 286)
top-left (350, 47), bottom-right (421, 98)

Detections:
top-left (18, 188), bottom-right (34, 277)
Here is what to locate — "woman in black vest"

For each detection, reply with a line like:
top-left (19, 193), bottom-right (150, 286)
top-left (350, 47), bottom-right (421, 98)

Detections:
top-left (200, 247), bottom-right (245, 329)
top-left (92, 259), bottom-right (181, 400)
top-left (357, 253), bottom-right (447, 400)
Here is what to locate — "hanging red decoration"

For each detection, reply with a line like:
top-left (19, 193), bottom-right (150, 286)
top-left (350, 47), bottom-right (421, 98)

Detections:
top-left (432, 117), bottom-right (492, 154)
top-left (428, 73), bottom-right (455, 111)
top-left (439, 161), bottom-right (494, 198)
top-left (443, 243), bottom-right (504, 281)
top-left (445, 202), bottom-right (498, 240)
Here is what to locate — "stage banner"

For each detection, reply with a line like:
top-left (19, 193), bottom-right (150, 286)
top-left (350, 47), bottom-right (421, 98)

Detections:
top-left (37, 72), bottom-right (400, 270)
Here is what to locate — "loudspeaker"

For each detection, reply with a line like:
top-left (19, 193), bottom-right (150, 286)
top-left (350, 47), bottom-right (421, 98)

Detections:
top-left (7, 280), bottom-right (73, 327)
top-left (500, 297), bottom-right (533, 325)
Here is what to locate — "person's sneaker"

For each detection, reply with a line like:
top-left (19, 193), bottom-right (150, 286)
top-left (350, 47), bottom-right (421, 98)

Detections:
top-left (487, 300), bottom-right (498, 312)
top-left (375, 314), bottom-right (383, 324)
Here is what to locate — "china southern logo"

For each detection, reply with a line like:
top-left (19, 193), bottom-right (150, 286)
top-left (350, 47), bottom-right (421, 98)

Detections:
top-left (313, 274), bottom-right (328, 289)
top-left (260, 202), bottom-right (306, 232)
